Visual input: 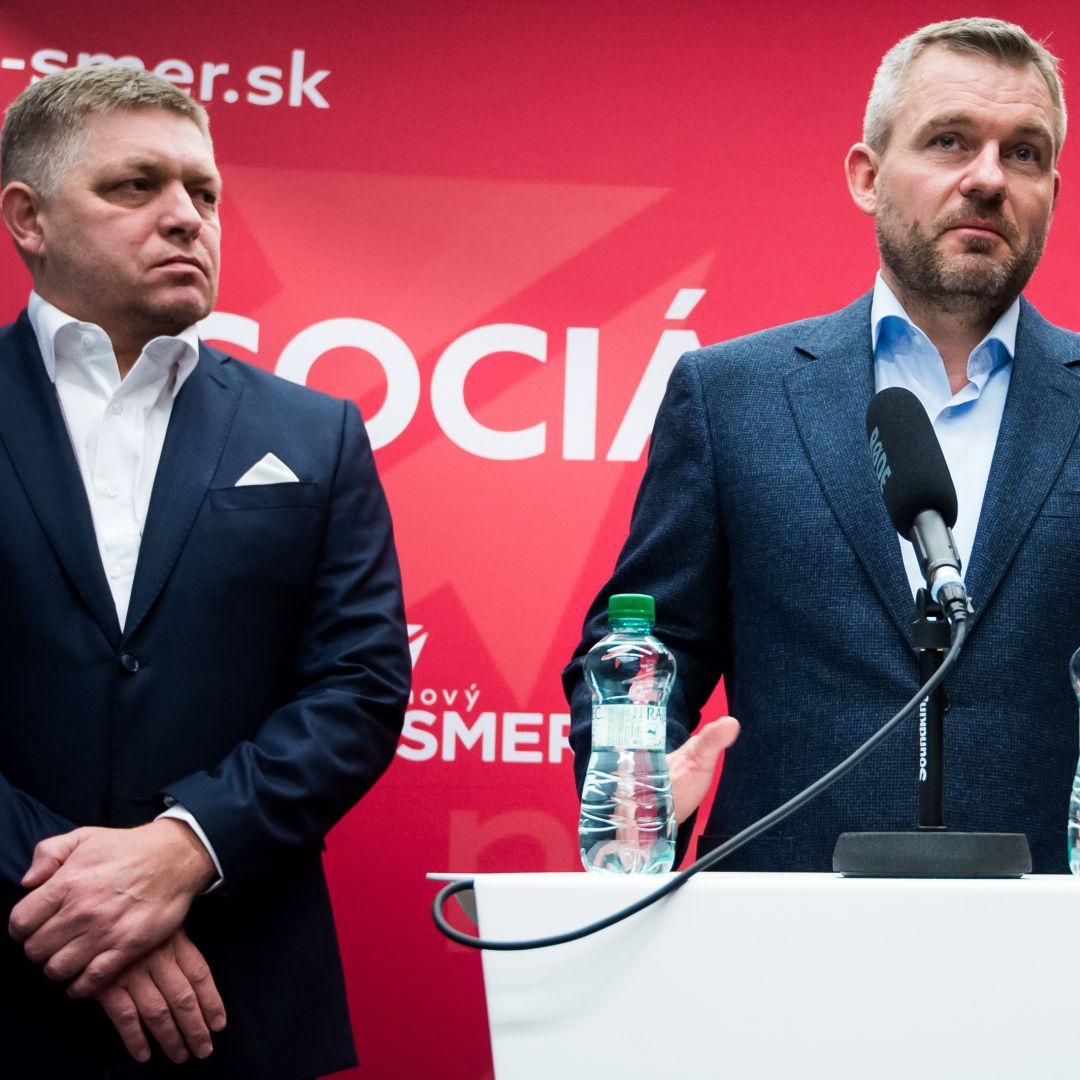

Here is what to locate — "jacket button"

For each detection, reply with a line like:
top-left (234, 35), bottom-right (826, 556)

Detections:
top-left (119, 652), bottom-right (140, 673)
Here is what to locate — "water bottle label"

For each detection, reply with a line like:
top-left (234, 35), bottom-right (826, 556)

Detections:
top-left (591, 704), bottom-right (667, 749)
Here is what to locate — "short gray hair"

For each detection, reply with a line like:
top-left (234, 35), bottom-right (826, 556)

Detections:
top-left (864, 18), bottom-right (1066, 159)
top-left (2, 65), bottom-right (212, 195)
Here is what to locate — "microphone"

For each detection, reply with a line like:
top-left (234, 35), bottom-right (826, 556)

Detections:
top-left (866, 387), bottom-right (970, 623)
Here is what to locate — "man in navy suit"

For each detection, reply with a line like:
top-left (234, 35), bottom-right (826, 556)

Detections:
top-left (566, 18), bottom-right (1080, 874)
top-left (0, 66), bottom-right (410, 1075)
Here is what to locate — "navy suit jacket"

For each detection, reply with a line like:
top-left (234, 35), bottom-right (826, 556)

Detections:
top-left (0, 312), bottom-right (411, 1078)
top-left (566, 293), bottom-right (1080, 874)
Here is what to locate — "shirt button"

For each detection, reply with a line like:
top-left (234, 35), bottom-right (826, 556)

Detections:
top-left (119, 653), bottom-right (140, 673)
top-left (110, 402), bottom-right (124, 415)
top-left (109, 564), bottom-right (123, 579)
top-left (104, 483), bottom-right (119, 498)
top-left (80, 333), bottom-right (95, 349)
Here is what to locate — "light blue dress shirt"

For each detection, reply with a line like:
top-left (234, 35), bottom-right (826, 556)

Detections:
top-left (871, 273), bottom-right (1017, 598)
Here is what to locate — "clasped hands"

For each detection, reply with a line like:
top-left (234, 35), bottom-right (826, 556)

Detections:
top-left (8, 818), bottom-right (226, 1064)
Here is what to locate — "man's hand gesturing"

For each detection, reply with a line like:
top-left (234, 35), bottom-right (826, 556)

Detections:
top-left (668, 716), bottom-right (741, 825)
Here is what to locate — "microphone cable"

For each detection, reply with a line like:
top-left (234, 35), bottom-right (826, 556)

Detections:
top-left (432, 613), bottom-right (969, 951)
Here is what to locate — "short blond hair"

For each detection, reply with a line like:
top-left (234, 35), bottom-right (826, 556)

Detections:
top-left (864, 18), bottom-right (1066, 159)
top-left (2, 65), bottom-right (212, 195)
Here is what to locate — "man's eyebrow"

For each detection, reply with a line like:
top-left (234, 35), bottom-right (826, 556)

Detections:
top-left (1011, 120), bottom-right (1055, 143)
top-left (921, 112), bottom-right (977, 130)
top-left (920, 112), bottom-right (1053, 143)
top-left (100, 155), bottom-right (160, 173)
top-left (105, 156), bottom-right (222, 182)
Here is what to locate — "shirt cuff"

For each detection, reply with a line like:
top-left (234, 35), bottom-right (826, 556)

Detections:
top-left (158, 800), bottom-right (225, 892)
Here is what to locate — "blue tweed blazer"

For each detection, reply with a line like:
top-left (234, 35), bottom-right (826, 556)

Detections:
top-left (565, 292), bottom-right (1080, 873)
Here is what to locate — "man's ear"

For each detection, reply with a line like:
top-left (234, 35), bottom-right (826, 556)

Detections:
top-left (0, 182), bottom-right (46, 260)
top-left (845, 143), bottom-right (880, 216)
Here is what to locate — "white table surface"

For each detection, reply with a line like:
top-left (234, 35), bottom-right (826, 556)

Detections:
top-left (467, 872), bottom-right (1079, 1080)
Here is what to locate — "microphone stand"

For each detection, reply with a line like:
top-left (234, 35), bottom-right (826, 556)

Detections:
top-left (914, 589), bottom-right (947, 832)
top-left (832, 589), bottom-right (1031, 877)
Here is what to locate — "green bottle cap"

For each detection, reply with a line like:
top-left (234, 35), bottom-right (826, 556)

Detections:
top-left (607, 593), bottom-right (655, 622)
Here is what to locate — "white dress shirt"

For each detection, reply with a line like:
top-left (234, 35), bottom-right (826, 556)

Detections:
top-left (27, 291), bottom-right (223, 885)
top-left (870, 273), bottom-right (1017, 597)
top-left (27, 291), bottom-right (199, 629)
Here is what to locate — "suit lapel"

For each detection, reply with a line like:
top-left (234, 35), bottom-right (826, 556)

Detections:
top-left (123, 345), bottom-right (242, 639)
top-left (965, 300), bottom-right (1080, 629)
top-left (0, 315), bottom-right (121, 644)
top-left (783, 294), bottom-right (916, 643)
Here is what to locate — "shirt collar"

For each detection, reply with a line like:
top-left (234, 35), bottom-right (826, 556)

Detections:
top-left (870, 271), bottom-right (1019, 362)
top-left (27, 290), bottom-right (200, 394)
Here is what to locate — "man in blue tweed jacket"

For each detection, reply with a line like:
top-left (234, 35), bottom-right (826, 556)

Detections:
top-left (566, 18), bottom-right (1080, 874)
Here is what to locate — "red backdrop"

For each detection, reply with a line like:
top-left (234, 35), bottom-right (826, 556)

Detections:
top-left (3, 3), bottom-right (1080, 1076)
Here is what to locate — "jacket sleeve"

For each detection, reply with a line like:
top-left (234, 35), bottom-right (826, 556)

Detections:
top-left (161, 402), bottom-right (410, 892)
top-left (562, 353), bottom-right (730, 856)
top-left (0, 775), bottom-right (75, 906)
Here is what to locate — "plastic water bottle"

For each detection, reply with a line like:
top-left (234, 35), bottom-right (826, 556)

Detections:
top-left (1068, 647), bottom-right (1080, 874)
top-left (578, 593), bottom-right (676, 874)
top-left (1070, 773), bottom-right (1080, 876)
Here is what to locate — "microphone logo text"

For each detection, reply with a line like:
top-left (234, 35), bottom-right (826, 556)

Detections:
top-left (869, 426), bottom-right (892, 492)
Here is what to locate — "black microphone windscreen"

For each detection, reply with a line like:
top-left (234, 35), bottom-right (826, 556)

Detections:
top-left (866, 386), bottom-right (958, 534)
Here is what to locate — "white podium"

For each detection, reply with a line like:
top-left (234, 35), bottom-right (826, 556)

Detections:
top-left (466, 872), bottom-right (1078, 1079)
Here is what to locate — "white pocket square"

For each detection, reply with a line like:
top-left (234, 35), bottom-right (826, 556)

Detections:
top-left (235, 453), bottom-right (300, 486)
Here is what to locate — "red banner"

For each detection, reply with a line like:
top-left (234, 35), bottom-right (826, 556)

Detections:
top-left (3, 3), bottom-right (1079, 1075)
